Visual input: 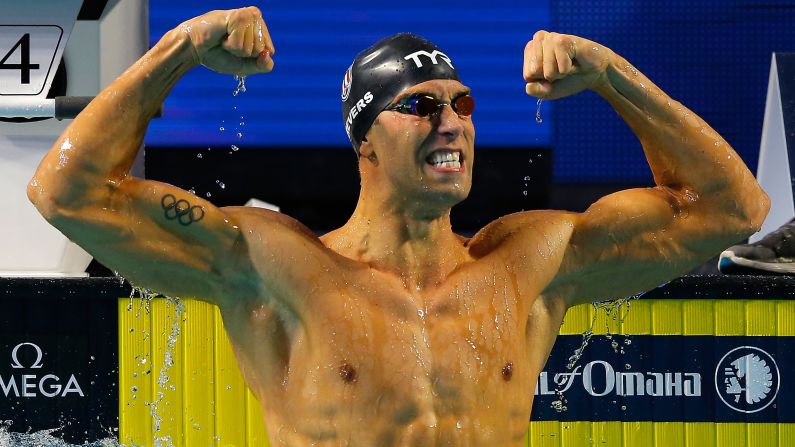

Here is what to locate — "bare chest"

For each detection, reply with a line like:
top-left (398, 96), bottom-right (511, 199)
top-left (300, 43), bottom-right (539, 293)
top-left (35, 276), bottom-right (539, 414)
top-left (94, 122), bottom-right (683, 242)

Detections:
top-left (289, 273), bottom-right (541, 395)
top-left (223, 262), bottom-right (566, 445)
top-left (302, 277), bottom-right (529, 395)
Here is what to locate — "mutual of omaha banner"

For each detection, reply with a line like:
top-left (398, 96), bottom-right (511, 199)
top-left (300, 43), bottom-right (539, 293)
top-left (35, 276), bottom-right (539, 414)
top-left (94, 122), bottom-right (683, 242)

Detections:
top-left (531, 335), bottom-right (795, 422)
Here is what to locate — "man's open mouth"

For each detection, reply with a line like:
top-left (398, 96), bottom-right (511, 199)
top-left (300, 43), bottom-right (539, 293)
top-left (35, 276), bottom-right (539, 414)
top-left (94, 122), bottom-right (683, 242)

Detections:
top-left (425, 149), bottom-right (462, 170)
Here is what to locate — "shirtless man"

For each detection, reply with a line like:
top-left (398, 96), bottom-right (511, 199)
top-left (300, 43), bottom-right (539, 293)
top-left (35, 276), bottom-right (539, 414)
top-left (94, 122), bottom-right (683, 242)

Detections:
top-left (27, 7), bottom-right (769, 446)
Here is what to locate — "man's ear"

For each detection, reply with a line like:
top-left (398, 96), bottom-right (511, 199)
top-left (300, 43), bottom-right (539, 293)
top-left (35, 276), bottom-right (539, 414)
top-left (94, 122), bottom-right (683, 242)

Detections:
top-left (358, 136), bottom-right (373, 158)
top-left (358, 137), bottom-right (379, 165)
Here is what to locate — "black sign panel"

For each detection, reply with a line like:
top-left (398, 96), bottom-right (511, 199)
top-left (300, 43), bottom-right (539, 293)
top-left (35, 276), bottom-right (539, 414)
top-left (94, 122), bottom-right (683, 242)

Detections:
top-left (0, 278), bottom-right (122, 443)
top-left (532, 335), bottom-right (795, 422)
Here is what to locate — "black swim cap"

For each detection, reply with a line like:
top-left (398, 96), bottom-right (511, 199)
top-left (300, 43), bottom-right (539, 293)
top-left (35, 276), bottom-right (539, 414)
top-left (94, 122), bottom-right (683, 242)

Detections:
top-left (341, 33), bottom-right (460, 155)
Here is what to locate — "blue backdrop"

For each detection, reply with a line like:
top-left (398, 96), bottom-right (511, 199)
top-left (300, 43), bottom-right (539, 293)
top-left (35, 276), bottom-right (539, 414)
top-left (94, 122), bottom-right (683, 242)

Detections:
top-left (145, 1), bottom-right (794, 183)
top-left (553, 0), bottom-right (795, 182)
top-left (144, 1), bottom-right (551, 149)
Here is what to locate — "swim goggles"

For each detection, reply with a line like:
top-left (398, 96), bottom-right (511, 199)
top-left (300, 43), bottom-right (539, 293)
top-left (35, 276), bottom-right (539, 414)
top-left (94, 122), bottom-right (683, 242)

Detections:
top-left (385, 94), bottom-right (475, 117)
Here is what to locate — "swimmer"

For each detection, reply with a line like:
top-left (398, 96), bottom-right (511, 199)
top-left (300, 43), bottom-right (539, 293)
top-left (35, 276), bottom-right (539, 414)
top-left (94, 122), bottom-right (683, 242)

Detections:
top-left (28, 7), bottom-right (769, 446)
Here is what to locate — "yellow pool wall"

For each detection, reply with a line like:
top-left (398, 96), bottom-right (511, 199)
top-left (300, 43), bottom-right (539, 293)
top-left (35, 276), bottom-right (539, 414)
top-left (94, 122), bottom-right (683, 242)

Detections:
top-left (118, 298), bottom-right (795, 446)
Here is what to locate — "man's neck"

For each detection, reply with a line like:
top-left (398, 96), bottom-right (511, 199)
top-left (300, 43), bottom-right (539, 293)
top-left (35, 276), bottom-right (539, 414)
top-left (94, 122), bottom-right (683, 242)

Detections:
top-left (323, 197), bottom-right (469, 291)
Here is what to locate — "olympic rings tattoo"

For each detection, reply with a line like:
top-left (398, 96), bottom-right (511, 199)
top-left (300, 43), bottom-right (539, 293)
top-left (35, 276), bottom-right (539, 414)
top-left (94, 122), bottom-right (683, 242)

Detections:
top-left (161, 194), bottom-right (205, 226)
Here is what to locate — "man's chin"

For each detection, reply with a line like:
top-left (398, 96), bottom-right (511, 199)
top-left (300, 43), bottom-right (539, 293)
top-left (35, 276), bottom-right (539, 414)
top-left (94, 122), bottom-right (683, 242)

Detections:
top-left (417, 184), bottom-right (470, 208)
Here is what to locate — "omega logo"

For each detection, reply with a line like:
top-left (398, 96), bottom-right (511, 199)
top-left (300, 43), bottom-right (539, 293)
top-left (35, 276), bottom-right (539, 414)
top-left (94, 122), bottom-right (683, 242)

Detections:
top-left (11, 342), bottom-right (44, 369)
top-left (1, 342), bottom-right (85, 398)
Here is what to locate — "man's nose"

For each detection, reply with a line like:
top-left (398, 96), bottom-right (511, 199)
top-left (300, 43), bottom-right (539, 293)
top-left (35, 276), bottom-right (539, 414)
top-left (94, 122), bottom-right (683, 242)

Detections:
top-left (434, 104), bottom-right (464, 139)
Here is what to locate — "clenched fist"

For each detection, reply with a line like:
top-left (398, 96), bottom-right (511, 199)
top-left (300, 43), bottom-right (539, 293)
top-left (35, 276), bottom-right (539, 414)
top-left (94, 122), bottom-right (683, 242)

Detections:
top-left (523, 31), bottom-right (612, 100)
top-left (179, 7), bottom-right (275, 76)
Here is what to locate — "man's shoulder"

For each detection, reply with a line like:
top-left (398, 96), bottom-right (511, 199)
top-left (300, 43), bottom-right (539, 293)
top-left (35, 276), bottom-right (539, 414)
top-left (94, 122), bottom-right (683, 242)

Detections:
top-left (222, 206), bottom-right (320, 241)
top-left (467, 210), bottom-right (579, 257)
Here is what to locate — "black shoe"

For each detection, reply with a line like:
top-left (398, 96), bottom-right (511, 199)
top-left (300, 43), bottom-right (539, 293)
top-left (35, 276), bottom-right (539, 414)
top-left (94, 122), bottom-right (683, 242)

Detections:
top-left (718, 218), bottom-right (795, 274)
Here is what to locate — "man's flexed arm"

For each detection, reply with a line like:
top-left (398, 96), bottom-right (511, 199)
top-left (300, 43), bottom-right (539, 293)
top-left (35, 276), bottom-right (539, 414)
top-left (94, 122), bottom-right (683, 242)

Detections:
top-left (27, 8), bottom-right (277, 302)
top-left (524, 31), bottom-right (770, 306)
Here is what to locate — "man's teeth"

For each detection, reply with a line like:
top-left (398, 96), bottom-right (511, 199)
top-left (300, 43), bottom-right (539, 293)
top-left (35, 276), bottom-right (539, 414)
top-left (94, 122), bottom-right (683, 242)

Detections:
top-left (432, 160), bottom-right (461, 169)
top-left (428, 151), bottom-right (461, 168)
top-left (429, 151), bottom-right (460, 163)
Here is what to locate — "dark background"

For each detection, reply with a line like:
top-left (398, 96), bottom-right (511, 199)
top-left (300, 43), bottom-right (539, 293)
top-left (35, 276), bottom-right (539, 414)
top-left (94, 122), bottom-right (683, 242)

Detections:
top-left (0, 280), bottom-right (121, 442)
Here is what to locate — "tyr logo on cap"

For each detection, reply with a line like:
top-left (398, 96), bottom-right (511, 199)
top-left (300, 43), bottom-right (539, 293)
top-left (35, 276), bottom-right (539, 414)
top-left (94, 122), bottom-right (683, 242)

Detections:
top-left (341, 64), bottom-right (354, 101)
top-left (403, 50), bottom-right (454, 69)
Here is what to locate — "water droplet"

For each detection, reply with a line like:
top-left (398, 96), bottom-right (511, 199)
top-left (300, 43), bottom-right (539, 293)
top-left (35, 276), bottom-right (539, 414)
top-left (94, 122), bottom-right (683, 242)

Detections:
top-left (206, 192), bottom-right (212, 198)
top-left (231, 145), bottom-right (239, 152)
top-left (236, 132), bottom-right (243, 139)
top-left (219, 126), bottom-right (225, 132)
top-left (522, 191), bottom-right (528, 196)
top-left (233, 75), bottom-right (247, 96)
top-left (196, 153), bottom-right (203, 158)
top-left (535, 98), bottom-right (544, 123)
top-left (523, 176), bottom-right (531, 181)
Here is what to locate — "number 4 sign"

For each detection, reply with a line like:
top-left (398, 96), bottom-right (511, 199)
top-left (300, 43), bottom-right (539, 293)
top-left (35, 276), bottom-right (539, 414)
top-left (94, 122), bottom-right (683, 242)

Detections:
top-left (0, 26), bottom-right (63, 96)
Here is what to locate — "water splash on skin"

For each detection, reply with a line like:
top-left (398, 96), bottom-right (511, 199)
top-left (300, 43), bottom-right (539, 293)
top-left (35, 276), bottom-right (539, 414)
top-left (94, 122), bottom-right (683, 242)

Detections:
top-left (29, 178), bottom-right (45, 197)
top-left (58, 138), bottom-right (73, 168)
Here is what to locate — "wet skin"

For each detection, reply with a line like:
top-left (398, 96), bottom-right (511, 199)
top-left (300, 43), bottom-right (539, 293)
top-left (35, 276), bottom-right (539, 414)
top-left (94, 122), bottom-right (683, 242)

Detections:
top-left (27, 8), bottom-right (769, 447)
top-left (216, 77), bottom-right (574, 445)
top-left (216, 207), bottom-right (571, 446)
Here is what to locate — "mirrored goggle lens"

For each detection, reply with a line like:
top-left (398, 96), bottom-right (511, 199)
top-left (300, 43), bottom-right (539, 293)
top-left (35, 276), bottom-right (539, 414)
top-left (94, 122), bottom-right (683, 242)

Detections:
top-left (414, 96), bottom-right (440, 117)
top-left (452, 95), bottom-right (475, 116)
top-left (413, 95), bottom-right (475, 117)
